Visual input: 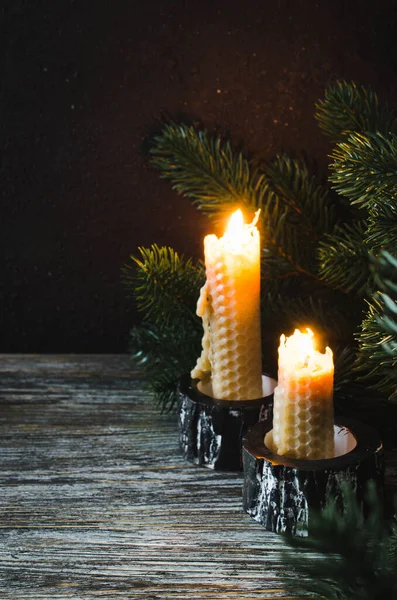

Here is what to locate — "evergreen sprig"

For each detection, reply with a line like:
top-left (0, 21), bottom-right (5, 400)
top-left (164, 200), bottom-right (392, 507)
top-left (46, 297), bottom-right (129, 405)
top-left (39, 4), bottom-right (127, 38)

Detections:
top-left (150, 123), bottom-right (259, 218)
top-left (329, 131), bottom-right (397, 211)
top-left (260, 155), bottom-right (337, 281)
top-left (281, 483), bottom-right (397, 599)
top-left (123, 245), bottom-right (204, 410)
top-left (151, 124), bottom-right (337, 280)
top-left (316, 80), bottom-right (397, 402)
top-left (261, 155), bottom-right (335, 239)
top-left (375, 252), bottom-right (397, 350)
top-left (318, 221), bottom-right (370, 296)
top-left (129, 324), bottom-right (201, 411)
top-left (366, 203), bottom-right (397, 253)
top-left (315, 80), bottom-right (397, 141)
top-left (124, 244), bottom-right (204, 329)
top-left (356, 252), bottom-right (397, 398)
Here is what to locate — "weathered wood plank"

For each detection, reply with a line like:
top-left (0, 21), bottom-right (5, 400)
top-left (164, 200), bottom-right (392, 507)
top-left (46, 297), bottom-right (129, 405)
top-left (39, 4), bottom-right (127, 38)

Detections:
top-left (0, 354), bottom-right (394, 599)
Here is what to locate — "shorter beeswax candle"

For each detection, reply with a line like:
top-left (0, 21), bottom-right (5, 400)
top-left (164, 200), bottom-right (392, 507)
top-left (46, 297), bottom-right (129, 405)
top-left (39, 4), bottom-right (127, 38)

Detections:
top-left (272, 328), bottom-right (334, 460)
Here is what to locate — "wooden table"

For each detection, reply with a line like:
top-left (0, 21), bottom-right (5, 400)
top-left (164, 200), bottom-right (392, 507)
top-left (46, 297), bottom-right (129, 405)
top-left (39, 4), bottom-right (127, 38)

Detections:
top-left (0, 355), bottom-right (395, 599)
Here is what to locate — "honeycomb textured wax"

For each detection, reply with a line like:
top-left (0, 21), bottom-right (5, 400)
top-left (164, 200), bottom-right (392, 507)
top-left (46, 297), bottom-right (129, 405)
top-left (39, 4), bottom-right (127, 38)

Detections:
top-left (191, 210), bottom-right (263, 400)
top-left (272, 328), bottom-right (335, 460)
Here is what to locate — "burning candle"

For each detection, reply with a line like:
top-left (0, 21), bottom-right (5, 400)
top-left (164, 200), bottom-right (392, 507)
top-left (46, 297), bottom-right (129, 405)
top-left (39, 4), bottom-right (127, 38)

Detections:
top-left (272, 328), bottom-right (334, 459)
top-left (191, 209), bottom-right (263, 400)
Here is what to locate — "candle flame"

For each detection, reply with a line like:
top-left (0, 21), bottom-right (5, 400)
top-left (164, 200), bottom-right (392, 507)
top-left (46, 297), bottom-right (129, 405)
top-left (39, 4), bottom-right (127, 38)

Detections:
top-left (286, 328), bottom-right (315, 363)
top-left (226, 209), bottom-right (245, 237)
top-left (280, 327), bottom-right (333, 371)
top-left (223, 209), bottom-right (260, 251)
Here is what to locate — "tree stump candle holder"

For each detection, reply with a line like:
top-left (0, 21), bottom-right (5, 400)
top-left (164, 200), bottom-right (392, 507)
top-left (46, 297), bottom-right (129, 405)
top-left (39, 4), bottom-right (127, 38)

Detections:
top-left (242, 418), bottom-right (384, 536)
top-left (178, 373), bottom-right (277, 471)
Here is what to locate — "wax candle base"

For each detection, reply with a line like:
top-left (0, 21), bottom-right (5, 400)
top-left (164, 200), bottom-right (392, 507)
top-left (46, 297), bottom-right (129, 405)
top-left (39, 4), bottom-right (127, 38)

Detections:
top-left (178, 374), bottom-right (277, 471)
top-left (242, 418), bottom-right (384, 536)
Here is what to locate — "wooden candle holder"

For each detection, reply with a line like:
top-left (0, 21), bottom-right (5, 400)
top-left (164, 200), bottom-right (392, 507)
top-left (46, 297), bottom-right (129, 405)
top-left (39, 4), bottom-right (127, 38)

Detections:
top-left (178, 374), bottom-right (277, 471)
top-left (242, 418), bottom-right (384, 536)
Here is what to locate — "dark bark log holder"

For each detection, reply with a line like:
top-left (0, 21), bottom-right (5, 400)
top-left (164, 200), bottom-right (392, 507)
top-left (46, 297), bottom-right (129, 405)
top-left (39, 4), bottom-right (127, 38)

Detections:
top-left (242, 418), bottom-right (384, 536)
top-left (178, 374), bottom-right (277, 471)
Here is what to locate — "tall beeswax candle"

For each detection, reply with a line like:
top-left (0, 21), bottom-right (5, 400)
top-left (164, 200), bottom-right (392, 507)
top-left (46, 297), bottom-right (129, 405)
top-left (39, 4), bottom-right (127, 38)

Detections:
top-left (191, 209), bottom-right (263, 400)
top-left (272, 328), bottom-right (334, 459)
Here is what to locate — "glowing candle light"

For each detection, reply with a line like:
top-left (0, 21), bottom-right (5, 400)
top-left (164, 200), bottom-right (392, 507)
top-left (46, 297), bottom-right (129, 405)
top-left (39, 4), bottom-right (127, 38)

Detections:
top-left (272, 328), bottom-right (334, 459)
top-left (191, 209), bottom-right (263, 400)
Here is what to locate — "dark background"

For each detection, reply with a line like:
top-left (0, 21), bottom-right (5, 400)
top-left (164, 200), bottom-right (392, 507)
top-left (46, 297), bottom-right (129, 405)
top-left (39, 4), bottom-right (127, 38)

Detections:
top-left (2, 0), bottom-right (397, 353)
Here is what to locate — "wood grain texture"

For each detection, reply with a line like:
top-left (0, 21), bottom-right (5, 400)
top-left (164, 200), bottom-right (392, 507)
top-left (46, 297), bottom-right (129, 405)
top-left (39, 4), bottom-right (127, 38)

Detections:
top-left (0, 354), bottom-right (395, 600)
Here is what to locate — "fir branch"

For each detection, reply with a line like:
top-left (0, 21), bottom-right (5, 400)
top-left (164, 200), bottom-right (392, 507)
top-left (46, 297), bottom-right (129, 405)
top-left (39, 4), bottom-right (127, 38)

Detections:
top-left (355, 298), bottom-right (397, 396)
top-left (150, 124), bottom-right (337, 260)
top-left (355, 251), bottom-right (397, 398)
top-left (259, 155), bottom-right (337, 281)
top-left (123, 245), bottom-right (204, 410)
top-left (123, 244), bottom-right (205, 329)
top-left (366, 203), bottom-right (397, 253)
top-left (373, 251), bottom-right (397, 337)
top-left (317, 221), bottom-right (370, 296)
top-left (315, 80), bottom-right (397, 141)
top-left (329, 131), bottom-right (397, 210)
top-left (150, 123), bottom-right (259, 218)
top-left (261, 155), bottom-right (336, 239)
top-left (129, 323), bottom-right (201, 411)
top-left (151, 123), bottom-right (337, 283)
top-left (280, 483), bottom-right (397, 600)
top-left (265, 208), bottom-right (319, 279)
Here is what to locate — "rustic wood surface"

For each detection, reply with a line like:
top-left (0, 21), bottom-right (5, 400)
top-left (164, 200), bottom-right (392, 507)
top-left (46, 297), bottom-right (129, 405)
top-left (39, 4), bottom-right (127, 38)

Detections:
top-left (0, 355), bottom-right (396, 600)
